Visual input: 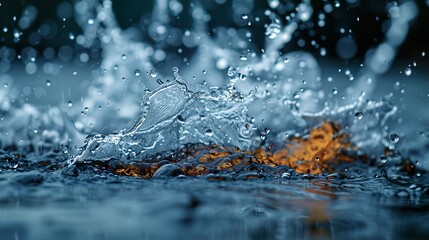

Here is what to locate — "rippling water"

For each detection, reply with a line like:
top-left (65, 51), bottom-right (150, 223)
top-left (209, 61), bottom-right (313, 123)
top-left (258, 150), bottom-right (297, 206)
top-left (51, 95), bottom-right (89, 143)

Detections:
top-left (1, 0), bottom-right (429, 239)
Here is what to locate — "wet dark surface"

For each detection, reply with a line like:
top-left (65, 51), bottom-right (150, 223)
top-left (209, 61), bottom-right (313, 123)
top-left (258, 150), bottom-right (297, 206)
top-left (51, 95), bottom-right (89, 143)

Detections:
top-left (1, 149), bottom-right (429, 240)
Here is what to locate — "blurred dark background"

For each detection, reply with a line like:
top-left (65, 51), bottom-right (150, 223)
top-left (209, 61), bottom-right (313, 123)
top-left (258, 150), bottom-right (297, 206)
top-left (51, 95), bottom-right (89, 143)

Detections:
top-left (0, 0), bottom-right (428, 62)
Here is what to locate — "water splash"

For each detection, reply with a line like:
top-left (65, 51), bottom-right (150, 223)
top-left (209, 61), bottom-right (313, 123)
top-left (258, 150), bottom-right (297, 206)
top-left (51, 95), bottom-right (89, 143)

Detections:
top-left (66, 67), bottom-right (253, 166)
top-left (0, 0), bottom-right (424, 173)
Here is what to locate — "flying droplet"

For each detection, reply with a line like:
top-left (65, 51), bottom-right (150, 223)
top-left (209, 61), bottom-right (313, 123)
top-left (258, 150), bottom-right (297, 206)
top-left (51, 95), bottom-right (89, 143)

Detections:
top-left (68, 101), bottom-right (73, 107)
top-left (268, 0), bottom-right (280, 9)
top-left (46, 80), bottom-right (51, 87)
top-left (355, 112), bottom-right (363, 120)
top-left (227, 67), bottom-right (238, 78)
top-left (134, 70), bottom-right (140, 77)
top-left (149, 69), bottom-right (158, 78)
top-left (239, 73), bottom-right (247, 81)
top-left (241, 14), bottom-right (249, 20)
top-left (240, 55), bottom-right (248, 61)
top-left (404, 67), bottom-right (412, 76)
top-left (205, 129), bottom-right (214, 137)
top-left (122, 54), bottom-right (126, 60)
top-left (332, 88), bottom-right (338, 95)
top-left (389, 133), bottom-right (400, 144)
top-left (265, 22), bottom-right (281, 39)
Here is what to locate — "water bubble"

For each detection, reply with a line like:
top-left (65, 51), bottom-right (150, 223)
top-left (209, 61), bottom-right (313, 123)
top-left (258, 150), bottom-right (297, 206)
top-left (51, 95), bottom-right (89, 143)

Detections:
top-left (205, 129), bottom-right (214, 137)
top-left (149, 69), bottom-right (158, 78)
top-left (389, 133), bottom-right (400, 144)
top-left (355, 112), bottom-right (363, 120)
top-left (134, 70), bottom-right (140, 77)
top-left (46, 80), bottom-right (51, 87)
top-left (241, 14), bottom-right (248, 20)
top-left (404, 67), bottom-right (412, 76)
top-left (265, 22), bottom-right (281, 39)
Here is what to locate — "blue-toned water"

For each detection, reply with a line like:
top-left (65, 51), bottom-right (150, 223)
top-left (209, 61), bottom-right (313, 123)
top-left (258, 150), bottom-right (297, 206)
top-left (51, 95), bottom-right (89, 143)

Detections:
top-left (1, 0), bottom-right (429, 239)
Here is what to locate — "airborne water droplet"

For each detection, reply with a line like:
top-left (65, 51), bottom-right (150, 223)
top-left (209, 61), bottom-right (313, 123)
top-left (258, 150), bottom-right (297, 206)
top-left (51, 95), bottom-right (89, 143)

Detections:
top-left (241, 14), bottom-right (248, 20)
top-left (389, 133), bottom-right (400, 144)
top-left (265, 22), bottom-right (281, 39)
top-left (239, 74), bottom-right (247, 81)
top-left (205, 129), bottom-right (214, 137)
top-left (355, 112), bottom-right (363, 120)
top-left (404, 67), bottom-right (412, 76)
top-left (68, 101), bottom-right (73, 107)
top-left (134, 70), bottom-right (140, 77)
top-left (268, 0), bottom-right (280, 9)
top-left (149, 69), bottom-right (158, 78)
top-left (46, 80), bottom-right (51, 87)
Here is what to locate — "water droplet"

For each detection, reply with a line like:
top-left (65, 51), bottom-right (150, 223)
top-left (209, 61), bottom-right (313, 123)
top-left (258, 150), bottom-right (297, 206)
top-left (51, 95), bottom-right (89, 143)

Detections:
top-left (389, 133), bottom-right (400, 143)
top-left (227, 67), bottom-right (238, 78)
top-left (202, 70), bottom-right (206, 74)
top-left (46, 80), bottom-right (51, 87)
top-left (404, 67), bottom-right (412, 76)
top-left (268, 0), bottom-right (280, 9)
top-left (355, 112), bottom-right (363, 120)
top-left (264, 128), bottom-right (270, 134)
top-left (134, 70), bottom-right (140, 77)
top-left (205, 129), bottom-right (213, 137)
top-left (240, 55), bottom-right (248, 61)
top-left (259, 132), bottom-right (266, 141)
top-left (4, 83), bottom-right (8, 88)
top-left (265, 22), bottom-right (281, 39)
top-left (239, 73), bottom-right (247, 81)
top-left (68, 101), bottom-right (73, 107)
top-left (172, 66), bottom-right (179, 73)
top-left (320, 48), bottom-right (326, 56)
top-left (149, 69), bottom-right (158, 78)
top-left (122, 54), bottom-right (126, 60)
top-left (332, 88), bottom-right (338, 95)
top-left (241, 14), bottom-right (248, 20)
